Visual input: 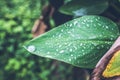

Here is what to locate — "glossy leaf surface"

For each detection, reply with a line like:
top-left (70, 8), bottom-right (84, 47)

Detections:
top-left (103, 50), bottom-right (120, 77)
top-left (60, 0), bottom-right (108, 16)
top-left (24, 15), bottom-right (119, 68)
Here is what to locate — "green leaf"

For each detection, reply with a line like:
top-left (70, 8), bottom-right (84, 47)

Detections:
top-left (64, 0), bottom-right (72, 4)
top-left (24, 15), bottom-right (119, 68)
top-left (59, 0), bottom-right (109, 16)
top-left (103, 50), bottom-right (120, 78)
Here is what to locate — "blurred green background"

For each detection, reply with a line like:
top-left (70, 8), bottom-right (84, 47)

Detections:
top-left (0, 0), bottom-right (88, 80)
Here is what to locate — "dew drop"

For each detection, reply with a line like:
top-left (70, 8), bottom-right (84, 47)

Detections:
top-left (52, 35), bottom-right (55, 38)
top-left (106, 26), bottom-right (108, 29)
top-left (64, 43), bottom-right (67, 45)
top-left (69, 49), bottom-right (73, 52)
top-left (82, 22), bottom-right (85, 24)
top-left (59, 50), bottom-right (64, 53)
top-left (27, 45), bottom-right (36, 52)
top-left (98, 23), bottom-right (102, 26)
top-left (81, 49), bottom-right (84, 52)
top-left (68, 43), bottom-right (72, 46)
top-left (83, 52), bottom-right (85, 55)
top-left (68, 31), bottom-right (71, 34)
top-left (86, 24), bottom-right (89, 27)
top-left (61, 29), bottom-right (64, 32)
top-left (83, 46), bottom-right (86, 49)
top-left (69, 24), bottom-right (72, 27)
top-left (74, 21), bottom-right (78, 25)
top-left (80, 43), bottom-right (83, 46)
top-left (69, 58), bottom-right (71, 61)
top-left (71, 54), bottom-right (73, 57)
top-left (47, 52), bottom-right (50, 54)
top-left (95, 19), bottom-right (99, 21)
top-left (58, 34), bottom-right (62, 37)
top-left (59, 45), bottom-right (62, 48)
top-left (56, 49), bottom-right (59, 52)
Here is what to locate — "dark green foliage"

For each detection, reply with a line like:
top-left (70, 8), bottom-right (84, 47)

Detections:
top-left (1, 0), bottom-right (120, 80)
top-left (59, 0), bottom-right (109, 17)
top-left (0, 0), bottom-right (41, 80)
top-left (0, 0), bottom-right (76, 80)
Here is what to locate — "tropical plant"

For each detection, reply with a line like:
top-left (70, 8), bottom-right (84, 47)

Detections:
top-left (23, 0), bottom-right (120, 80)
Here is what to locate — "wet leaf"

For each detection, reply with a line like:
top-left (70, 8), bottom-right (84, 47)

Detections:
top-left (59, 0), bottom-right (109, 16)
top-left (24, 15), bottom-right (119, 68)
top-left (103, 50), bottom-right (120, 78)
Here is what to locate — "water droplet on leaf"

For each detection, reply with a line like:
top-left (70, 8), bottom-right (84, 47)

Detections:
top-left (27, 45), bottom-right (36, 52)
top-left (59, 50), bottom-right (64, 53)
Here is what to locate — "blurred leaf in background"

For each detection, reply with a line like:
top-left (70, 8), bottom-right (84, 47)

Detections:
top-left (0, 0), bottom-right (45, 80)
top-left (0, 0), bottom-right (84, 80)
top-left (59, 0), bottom-right (109, 17)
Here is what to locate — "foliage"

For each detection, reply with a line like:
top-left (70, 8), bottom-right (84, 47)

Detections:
top-left (0, 0), bottom-right (75, 80)
top-left (24, 0), bottom-right (120, 79)
top-left (1, 0), bottom-right (120, 80)
top-left (0, 0), bottom-right (41, 80)
top-left (59, 0), bottom-right (109, 16)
